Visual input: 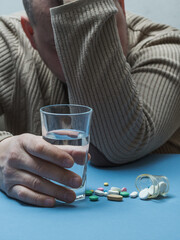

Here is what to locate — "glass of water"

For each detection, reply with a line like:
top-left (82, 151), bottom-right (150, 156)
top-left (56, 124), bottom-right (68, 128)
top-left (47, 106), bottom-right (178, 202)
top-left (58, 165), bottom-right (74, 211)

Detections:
top-left (40, 104), bottom-right (93, 201)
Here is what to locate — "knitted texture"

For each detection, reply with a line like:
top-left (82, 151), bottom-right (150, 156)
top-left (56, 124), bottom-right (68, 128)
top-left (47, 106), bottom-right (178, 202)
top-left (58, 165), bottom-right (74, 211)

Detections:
top-left (0, 0), bottom-right (180, 163)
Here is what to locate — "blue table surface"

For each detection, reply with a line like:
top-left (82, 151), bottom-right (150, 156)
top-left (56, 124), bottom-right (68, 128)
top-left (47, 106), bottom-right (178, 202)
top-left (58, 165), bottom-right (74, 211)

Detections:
top-left (0, 154), bottom-right (180, 240)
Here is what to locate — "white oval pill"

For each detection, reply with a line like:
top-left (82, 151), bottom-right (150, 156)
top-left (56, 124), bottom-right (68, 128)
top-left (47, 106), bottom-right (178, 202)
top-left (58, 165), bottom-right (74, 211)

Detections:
top-left (108, 190), bottom-right (119, 195)
top-left (111, 187), bottom-right (121, 193)
top-left (130, 191), bottom-right (138, 198)
top-left (158, 181), bottom-right (167, 194)
top-left (139, 188), bottom-right (150, 200)
top-left (95, 190), bottom-right (105, 196)
top-left (155, 185), bottom-right (159, 194)
top-left (148, 185), bottom-right (155, 195)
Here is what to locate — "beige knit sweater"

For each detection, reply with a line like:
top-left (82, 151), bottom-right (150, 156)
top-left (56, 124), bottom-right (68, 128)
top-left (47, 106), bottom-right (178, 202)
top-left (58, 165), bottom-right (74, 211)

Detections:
top-left (0, 0), bottom-right (180, 164)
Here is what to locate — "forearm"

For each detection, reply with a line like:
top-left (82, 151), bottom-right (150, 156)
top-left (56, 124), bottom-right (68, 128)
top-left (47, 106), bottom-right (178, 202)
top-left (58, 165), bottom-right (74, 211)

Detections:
top-left (89, 144), bottom-right (120, 167)
top-left (0, 18), bottom-right (16, 135)
top-left (50, 0), bottom-right (180, 164)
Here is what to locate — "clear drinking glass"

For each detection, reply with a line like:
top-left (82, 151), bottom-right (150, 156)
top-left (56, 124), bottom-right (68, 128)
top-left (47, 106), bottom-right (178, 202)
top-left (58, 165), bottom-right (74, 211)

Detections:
top-left (40, 104), bottom-right (93, 201)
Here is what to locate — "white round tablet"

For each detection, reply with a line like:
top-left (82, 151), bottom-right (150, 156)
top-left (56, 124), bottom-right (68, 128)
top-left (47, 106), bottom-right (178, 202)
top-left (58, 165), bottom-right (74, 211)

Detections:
top-left (130, 191), bottom-right (138, 198)
top-left (158, 181), bottom-right (167, 195)
top-left (139, 188), bottom-right (150, 200)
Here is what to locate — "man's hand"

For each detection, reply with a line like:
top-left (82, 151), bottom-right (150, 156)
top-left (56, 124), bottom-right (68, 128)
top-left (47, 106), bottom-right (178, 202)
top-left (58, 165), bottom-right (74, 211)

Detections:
top-left (0, 134), bottom-right (86, 207)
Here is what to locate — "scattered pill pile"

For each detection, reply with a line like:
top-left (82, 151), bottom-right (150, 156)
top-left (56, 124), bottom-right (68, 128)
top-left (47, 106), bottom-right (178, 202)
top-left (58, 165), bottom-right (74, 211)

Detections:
top-left (86, 182), bottom-right (139, 202)
top-left (86, 179), bottom-right (168, 202)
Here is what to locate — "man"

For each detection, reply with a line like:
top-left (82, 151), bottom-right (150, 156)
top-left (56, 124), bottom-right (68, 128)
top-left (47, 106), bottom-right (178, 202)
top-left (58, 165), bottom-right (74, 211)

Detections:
top-left (0, 0), bottom-right (179, 207)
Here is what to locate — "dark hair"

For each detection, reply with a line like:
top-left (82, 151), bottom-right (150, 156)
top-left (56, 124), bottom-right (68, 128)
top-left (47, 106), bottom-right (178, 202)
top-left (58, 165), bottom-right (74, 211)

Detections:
top-left (22, 0), bottom-right (36, 25)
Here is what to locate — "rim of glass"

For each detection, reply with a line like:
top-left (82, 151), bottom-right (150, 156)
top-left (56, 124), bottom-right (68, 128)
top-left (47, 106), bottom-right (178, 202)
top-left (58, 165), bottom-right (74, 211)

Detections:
top-left (40, 104), bottom-right (93, 116)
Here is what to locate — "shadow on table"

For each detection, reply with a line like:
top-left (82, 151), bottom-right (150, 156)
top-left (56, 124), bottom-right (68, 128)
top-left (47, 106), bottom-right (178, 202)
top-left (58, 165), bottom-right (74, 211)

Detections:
top-left (150, 194), bottom-right (175, 203)
top-left (3, 191), bottom-right (174, 209)
top-left (91, 154), bottom-right (174, 171)
top-left (0, 191), bottom-right (79, 209)
top-left (2, 194), bottom-right (98, 210)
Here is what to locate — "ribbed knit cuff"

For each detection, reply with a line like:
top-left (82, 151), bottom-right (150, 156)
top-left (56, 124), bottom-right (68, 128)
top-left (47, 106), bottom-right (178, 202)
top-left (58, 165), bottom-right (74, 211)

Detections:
top-left (51, 0), bottom-right (112, 14)
top-left (0, 131), bottom-right (13, 142)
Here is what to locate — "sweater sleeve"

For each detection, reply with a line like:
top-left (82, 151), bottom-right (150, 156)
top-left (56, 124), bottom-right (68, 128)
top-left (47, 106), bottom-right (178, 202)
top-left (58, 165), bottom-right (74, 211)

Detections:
top-left (0, 17), bottom-right (15, 140)
top-left (50, 0), bottom-right (180, 164)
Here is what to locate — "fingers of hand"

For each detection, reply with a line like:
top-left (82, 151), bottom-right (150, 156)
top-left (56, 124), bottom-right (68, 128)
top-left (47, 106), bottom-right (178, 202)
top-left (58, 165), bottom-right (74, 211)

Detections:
top-left (20, 134), bottom-right (90, 167)
top-left (16, 153), bottom-right (82, 189)
top-left (21, 134), bottom-right (74, 168)
top-left (72, 151), bottom-right (91, 164)
top-left (57, 145), bottom-right (89, 165)
top-left (3, 167), bottom-right (77, 204)
top-left (8, 171), bottom-right (76, 205)
top-left (68, 150), bottom-right (87, 165)
top-left (88, 153), bottom-right (91, 161)
top-left (10, 185), bottom-right (56, 207)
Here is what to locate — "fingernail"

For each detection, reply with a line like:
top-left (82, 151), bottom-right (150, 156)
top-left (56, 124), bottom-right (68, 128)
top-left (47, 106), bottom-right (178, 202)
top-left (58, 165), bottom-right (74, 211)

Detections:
top-left (71, 177), bottom-right (82, 188)
top-left (45, 198), bottom-right (55, 207)
top-left (88, 153), bottom-right (91, 161)
top-left (64, 158), bottom-right (74, 168)
top-left (65, 192), bottom-right (76, 203)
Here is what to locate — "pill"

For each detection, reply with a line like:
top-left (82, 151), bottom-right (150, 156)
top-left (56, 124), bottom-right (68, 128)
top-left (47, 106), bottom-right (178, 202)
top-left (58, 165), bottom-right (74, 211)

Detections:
top-left (111, 187), bottom-right (121, 193)
top-left (95, 190), bottom-right (105, 196)
top-left (85, 190), bottom-right (93, 196)
top-left (107, 194), bottom-right (123, 202)
top-left (104, 182), bottom-right (109, 186)
top-left (97, 187), bottom-right (104, 191)
top-left (148, 185), bottom-right (155, 195)
top-left (89, 195), bottom-right (99, 201)
top-left (130, 191), bottom-right (138, 198)
top-left (121, 187), bottom-right (127, 192)
top-left (90, 190), bottom-right (94, 193)
top-left (158, 181), bottom-right (167, 195)
top-left (139, 188), bottom-right (150, 200)
top-left (108, 190), bottom-right (119, 195)
top-left (120, 191), bottom-right (129, 197)
top-left (155, 185), bottom-right (159, 194)
top-left (149, 185), bottom-right (159, 195)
